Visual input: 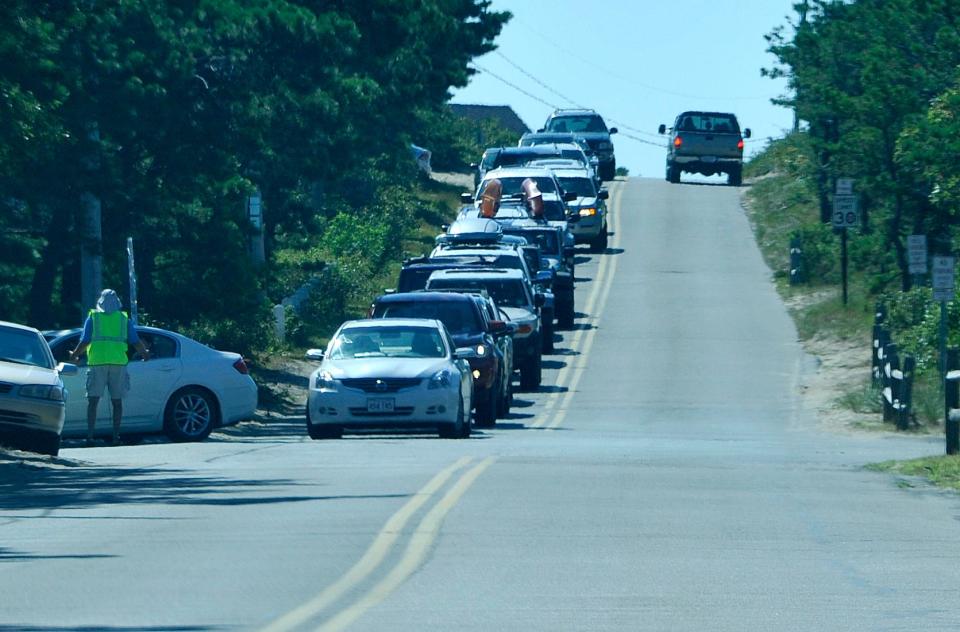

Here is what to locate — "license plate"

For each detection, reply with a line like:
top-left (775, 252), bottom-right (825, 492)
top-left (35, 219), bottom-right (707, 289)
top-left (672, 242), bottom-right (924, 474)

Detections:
top-left (367, 398), bottom-right (395, 413)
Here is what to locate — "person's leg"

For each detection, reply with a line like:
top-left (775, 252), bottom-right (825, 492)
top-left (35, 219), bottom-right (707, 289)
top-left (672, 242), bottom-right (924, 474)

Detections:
top-left (86, 397), bottom-right (100, 445)
top-left (111, 399), bottom-right (123, 445)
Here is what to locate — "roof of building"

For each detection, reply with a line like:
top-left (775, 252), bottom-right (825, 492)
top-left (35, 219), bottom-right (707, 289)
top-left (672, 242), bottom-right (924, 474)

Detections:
top-left (449, 104), bottom-right (530, 135)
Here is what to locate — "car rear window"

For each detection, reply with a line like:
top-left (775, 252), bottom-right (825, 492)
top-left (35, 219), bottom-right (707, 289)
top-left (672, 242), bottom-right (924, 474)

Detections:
top-left (374, 301), bottom-right (482, 335)
top-left (427, 278), bottom-right (529, 308)
top-left (677, 114), bottom-right (740, 134)
top-left (545, 115), bottom-right (607, 133)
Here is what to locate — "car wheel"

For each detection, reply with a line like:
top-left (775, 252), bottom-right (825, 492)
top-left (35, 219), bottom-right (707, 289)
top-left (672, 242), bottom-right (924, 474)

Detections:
top-left (306, 405), bottom-right (342, 439)
top-left (33, 432), bottom-right (60, 457)
top-left (163, 387), bottom-right (218, 442)
top-left (439, 394), bottom-right (470, 439)
top-left (520, 348), bottom-right (542, 391)
top-left (728, 167), bottom-right (743, 187)
top-left (497, 375), bottom-right (512, 418)
top-left (601, 162), bottom-right (616, 182)
top-left (541, 319), bottom-right (555, 353)
top-left (475, 386), bottom-right (497, 428)
top-left (667, 163), bottom-right (681, 184)
top-left (589, 226), bottom-right (608, 253)
top-left (558, 294), bottom-right (575, 330)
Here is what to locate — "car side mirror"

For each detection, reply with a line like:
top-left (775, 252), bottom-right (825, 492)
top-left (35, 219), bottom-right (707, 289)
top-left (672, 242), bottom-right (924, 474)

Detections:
top-left (744, 128), bottom-right (752, 139)
top-left (563, 191), bottom-right (577, 202)
top-left (609, 127), bottom-right (618, 134)
top-left (469, 162), bottom-right (478, 169)
top-left (460, 192), bottom-right (474, 203)
top-left (487, 319), bottom-right (510, 335)
top-left (598, 189), bottom-right (609, 200)
top-left (455, 347), bottom-right (479, 360)
top-left (305, 349), bottom-right (325, 362)
top-left (658, 124), bottom-right (666, 135)
top-left (534, 294), bottom-right (546, 308)
top-left (57, 362), bottom-right (78, 376)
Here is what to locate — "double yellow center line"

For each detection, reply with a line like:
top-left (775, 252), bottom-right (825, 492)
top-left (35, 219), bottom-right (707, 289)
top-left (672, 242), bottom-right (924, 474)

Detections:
top-left (261, 456), bottom-right (495, 632)
top-left (531, 180), bottom-right (624, 430)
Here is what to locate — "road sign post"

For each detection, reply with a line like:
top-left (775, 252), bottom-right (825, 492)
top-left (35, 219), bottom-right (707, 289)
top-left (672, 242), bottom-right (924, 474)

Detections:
top-left (832, 183), bottom-right (858, 306)
top-left (932, 256), bottom-right (955, 376)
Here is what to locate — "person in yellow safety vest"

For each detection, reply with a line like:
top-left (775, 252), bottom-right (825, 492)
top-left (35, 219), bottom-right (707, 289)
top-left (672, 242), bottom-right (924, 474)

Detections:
top-left (69, 289), bottom-right (150, 446)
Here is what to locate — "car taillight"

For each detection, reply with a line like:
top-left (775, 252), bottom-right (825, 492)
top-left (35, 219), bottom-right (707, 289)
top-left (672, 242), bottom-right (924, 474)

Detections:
top-left (233, 358), bottom-right (249, 375)
top-left (737, 139), bottom-right (744, 150)
top-left (673, 136), bottom-right (683, 147)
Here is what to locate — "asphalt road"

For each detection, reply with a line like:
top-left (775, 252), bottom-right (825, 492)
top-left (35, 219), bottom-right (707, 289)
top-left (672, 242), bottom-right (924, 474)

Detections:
top-left (3, 177), bottom-right (960, 631)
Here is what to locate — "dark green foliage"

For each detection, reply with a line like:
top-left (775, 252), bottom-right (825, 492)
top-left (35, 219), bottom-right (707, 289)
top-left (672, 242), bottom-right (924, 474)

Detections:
top-left (0, 1), bottom-right (509, 352)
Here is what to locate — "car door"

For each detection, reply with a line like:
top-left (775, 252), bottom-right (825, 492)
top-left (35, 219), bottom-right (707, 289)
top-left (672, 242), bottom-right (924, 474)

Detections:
top-left (49, 334), bottom-right (89, 437)
top-left (124, 330), bottom-right (184, 431)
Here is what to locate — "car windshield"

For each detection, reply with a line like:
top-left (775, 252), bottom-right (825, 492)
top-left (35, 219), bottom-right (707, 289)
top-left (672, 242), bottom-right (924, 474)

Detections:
top-left (482, 176), bottom-right (558, 197)
top-left (428, 278), bottom-right (529, 308)
top-left (543, 200), bottom-right (567, 221)
top-left (546, 115), bottom-right (607, 133)
top-left (0, 327), bottom-right (54, 369)
top-left (504, 230), bottom-right (560, 255)
top-left (374, 302), bottom-right (482, 335)
top-left (328, 326), bottom-right (446, 360)
top-left (677, 113), bottom-right (740, 133)
top-left (558, 177), bottom-right (597, 198)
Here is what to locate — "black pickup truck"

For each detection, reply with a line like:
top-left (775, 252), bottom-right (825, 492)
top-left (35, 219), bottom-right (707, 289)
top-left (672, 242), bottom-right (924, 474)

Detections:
top-left (658, 111), bottom-right (751, 186)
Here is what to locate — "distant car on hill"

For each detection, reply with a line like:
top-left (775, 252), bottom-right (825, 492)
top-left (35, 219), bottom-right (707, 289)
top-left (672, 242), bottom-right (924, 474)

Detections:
top-left (658, 111), bottom-right (751, 186)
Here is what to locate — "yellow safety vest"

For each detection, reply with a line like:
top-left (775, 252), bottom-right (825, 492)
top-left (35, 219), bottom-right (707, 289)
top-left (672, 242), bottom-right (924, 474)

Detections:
top-left (88, 310), bottom-right (130, 366)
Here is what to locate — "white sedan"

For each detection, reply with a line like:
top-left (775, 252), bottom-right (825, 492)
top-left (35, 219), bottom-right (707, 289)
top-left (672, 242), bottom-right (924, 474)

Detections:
top-left (305, 319), bottom-right (474, 439)
top-left (45, 326), bottom-right (258, 442)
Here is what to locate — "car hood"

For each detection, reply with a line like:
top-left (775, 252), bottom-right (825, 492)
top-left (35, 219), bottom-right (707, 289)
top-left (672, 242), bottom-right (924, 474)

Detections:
top-left (0, 362), bottom-right (59, 386)
top-left (320, 357), bottom-right (451, 380)
top-left (452, 332), bottom-right (486, 348)
top-left (567, 196), bottom-right (600, 210)
top-left (500, 306), bottom-right (537, 323)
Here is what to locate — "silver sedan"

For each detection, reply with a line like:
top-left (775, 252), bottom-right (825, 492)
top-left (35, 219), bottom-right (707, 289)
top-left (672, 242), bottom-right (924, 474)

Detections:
top-left (305, 319), bottom-right (475, 439)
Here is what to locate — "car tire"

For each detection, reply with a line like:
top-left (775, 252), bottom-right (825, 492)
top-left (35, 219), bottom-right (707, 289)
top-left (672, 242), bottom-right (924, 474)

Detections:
top-left (589, 225), bottom-right (608, 253)
top-left (558, 293), bottom-right (575, 330)
top-left (667, 163), bottom-right (681, 184)
top-left (497, 375), bottom-right (512, 418)
top-left (519, 347), bottom-right (542, 391)
top-left (33, 432), bottom-right (60, 457)
top-left (475, 386), bottom-right (497, 428)
top-left (600, 161), bottom-right (616, 182)
top-left (306, 406), bottom-right (342, 439)
top-left (728, 167), bottom-right (743, 187)
top-left (163, 387), bottom-right (218, 442)
top-left (439, 394), bottom-right (470, 439)
top-left (541, 319), bottom-right (555, 353)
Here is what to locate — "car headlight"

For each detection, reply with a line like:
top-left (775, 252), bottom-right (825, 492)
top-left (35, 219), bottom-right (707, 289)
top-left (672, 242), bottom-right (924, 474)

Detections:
top-left (476, 344), bottom-right (487, 356)
top-left (579, 207), bottom-right (597, 217)
top-left (428, 369), bottom-right (453, 389)
top-left (314, 371), bottom-right (337, 391)
top-left (19, 384), bottom-right (64, 402)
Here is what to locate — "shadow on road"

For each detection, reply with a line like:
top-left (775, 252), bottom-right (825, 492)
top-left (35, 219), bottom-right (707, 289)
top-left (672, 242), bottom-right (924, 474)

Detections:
top-left (0, 548), bottom-right (118, 562)
top-left (542, 359), bottom-right (567, 370)
top-left (0, 458), bottom-right (410, 512)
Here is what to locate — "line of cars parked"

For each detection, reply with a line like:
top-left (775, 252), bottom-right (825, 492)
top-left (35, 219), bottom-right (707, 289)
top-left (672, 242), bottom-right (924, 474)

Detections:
top-left (302, 108), bottom-right (619, 440)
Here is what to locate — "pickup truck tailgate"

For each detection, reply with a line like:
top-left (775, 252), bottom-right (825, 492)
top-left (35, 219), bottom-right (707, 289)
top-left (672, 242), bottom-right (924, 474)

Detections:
top-left (676, 132), bottom-right (741, 159)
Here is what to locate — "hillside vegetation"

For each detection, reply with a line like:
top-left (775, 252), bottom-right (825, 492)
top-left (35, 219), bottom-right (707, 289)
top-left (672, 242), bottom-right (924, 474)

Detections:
top-left (0, 1), bottom-right (510, 354)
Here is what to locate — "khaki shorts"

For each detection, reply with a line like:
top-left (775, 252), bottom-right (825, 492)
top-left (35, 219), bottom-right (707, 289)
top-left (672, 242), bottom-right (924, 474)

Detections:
top-left (86, 365), bottom-right (130, 400)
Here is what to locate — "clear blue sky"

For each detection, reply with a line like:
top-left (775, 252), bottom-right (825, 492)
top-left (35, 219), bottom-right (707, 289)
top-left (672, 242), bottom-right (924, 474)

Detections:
top-left (451, 0), bottom-right (798, 178)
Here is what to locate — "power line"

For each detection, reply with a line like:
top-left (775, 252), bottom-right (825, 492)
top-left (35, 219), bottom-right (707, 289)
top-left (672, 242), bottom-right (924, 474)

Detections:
top-left (469, 62), bottom-right (560, 110)
top-left (511, 16), bottom-right (775, 103)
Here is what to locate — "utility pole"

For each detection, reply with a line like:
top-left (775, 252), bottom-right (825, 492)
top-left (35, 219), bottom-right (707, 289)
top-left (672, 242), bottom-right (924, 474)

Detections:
top-left (80, 121), bottom-right (102, 315)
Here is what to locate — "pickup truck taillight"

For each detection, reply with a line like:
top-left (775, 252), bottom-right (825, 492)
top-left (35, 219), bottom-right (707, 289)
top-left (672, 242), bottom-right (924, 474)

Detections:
top-left (673, 136), bottom-right (683, 148)
top-left (737, 139), bottom-right (744, 150)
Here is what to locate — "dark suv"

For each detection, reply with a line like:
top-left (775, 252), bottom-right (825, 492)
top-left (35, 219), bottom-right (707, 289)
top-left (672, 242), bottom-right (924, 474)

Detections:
top-left (539, 109), bottom-right (617, 181)
top-left (370, 292), bottom-right (512, 427)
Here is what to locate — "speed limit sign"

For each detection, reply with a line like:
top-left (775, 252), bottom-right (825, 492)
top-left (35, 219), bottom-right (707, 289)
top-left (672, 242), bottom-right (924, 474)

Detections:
top-left (832, 195), bottom-right (859, 228)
